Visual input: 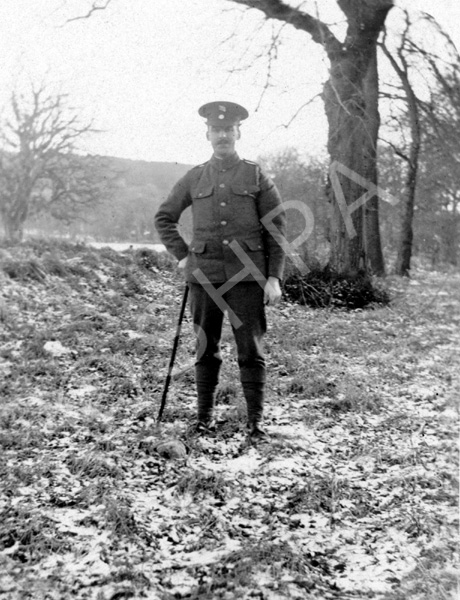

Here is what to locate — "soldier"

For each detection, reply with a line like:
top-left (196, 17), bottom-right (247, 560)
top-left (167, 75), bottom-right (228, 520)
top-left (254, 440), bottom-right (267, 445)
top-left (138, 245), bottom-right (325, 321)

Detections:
top-left (154, 101), bottom-right (286, 438)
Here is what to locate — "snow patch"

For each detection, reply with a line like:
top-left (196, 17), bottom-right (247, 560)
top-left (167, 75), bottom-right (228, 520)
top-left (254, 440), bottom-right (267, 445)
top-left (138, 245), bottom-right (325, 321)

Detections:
top-left (43, 340), bottom-right (72, 357)
top-left (68, 385), bottom-right (98, 399)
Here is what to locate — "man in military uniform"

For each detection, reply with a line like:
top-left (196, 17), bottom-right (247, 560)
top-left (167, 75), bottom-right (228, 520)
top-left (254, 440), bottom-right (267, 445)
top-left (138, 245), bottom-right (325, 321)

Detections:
top-left (154, 101), bottom-right (286, 438)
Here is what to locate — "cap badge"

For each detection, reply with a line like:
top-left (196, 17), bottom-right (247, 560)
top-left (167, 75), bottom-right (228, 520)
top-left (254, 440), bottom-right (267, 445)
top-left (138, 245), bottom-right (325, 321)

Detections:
top-left (198, 101), bottom-right (249, 125)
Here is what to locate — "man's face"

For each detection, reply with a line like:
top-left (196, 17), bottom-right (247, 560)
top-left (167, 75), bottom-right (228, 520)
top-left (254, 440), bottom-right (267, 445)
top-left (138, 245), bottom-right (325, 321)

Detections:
top-left (206, 124), bottom-right (240, 158)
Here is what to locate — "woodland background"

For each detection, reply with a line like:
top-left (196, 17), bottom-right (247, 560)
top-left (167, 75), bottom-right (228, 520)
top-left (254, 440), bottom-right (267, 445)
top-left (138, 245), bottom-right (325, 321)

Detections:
top-left (14, 140), bottom-right (459, 273)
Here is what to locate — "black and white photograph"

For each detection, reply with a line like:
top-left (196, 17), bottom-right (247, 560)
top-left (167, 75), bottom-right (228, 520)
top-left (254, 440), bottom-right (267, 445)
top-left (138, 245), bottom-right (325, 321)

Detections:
top-left (0, 1), bottom-right (458, 598)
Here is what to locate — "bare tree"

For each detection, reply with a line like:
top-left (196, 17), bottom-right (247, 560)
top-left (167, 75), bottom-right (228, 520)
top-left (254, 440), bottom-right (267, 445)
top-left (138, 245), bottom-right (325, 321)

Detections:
top-left (224, 0), bottom-right (393, 276)
top-left (380, 14), bottom-right (421, 276)
top-left (0, 85), bottom-right (107, 242)
top-left (415, 19), bottom-right (460, 265)
top-left (418, 67), bottom-right (460, 267)
top-left (379, 12), bottom-right (460, 274)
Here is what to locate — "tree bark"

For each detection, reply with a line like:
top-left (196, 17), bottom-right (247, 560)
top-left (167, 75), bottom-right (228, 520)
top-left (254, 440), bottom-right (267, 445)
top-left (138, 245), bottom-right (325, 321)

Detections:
top-left (324, 3), bottom-right (392, 274)
top-left (363, 46), bottom-right (385, 275)
top-left (228, 0), bottom-right (393, 276)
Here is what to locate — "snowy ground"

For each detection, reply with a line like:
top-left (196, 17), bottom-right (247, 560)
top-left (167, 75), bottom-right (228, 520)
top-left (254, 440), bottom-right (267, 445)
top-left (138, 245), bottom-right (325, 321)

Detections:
top-left (0, 241), bottom-right (458, 599)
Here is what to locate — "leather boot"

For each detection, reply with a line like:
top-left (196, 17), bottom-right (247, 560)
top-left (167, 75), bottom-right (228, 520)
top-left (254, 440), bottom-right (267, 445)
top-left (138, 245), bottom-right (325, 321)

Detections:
top-left (195, 365), bottom-right (219, 432)
top-left (196, 381), bottom-right (216, 431)
top-left (242, 381), bottom-right (267, 438)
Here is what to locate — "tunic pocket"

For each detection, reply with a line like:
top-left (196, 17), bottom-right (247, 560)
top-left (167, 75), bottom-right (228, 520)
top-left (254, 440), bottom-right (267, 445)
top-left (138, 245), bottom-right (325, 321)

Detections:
top-left (231, 184), bottom-right (260, 198)
top-left (192, 185), bottom-right (213, 199)
top-left (242, 238), bottom-right (264, 252)
top-left (189, 240), bottom-right (206, 253)
top-left (239, 238), bottom-right (267, 280)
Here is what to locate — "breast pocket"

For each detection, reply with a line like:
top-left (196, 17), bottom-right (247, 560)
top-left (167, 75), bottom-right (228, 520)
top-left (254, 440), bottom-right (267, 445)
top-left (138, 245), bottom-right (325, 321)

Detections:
top-left (191, 185), bottom-right (214, 226)
top-left (192, 185), bottom-right (214, 200)
top-left (231, 184), bottom-right (260, 224)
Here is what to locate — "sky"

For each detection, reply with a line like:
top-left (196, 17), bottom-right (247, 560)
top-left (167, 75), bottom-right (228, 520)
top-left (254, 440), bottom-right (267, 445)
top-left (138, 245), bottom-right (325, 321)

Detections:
top-left (0, 0), bottom-right (458, 166)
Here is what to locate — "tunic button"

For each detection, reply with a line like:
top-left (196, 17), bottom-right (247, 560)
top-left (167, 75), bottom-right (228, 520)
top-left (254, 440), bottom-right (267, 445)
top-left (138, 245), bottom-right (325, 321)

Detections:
top-left (219, 183), bottom-right (225, 188)
top-left (221, 220), bottom-right (227, 226)
top-left (220, 202), bottom-right (226, 206)
top-left (223, 239), bottom-right (229, 245)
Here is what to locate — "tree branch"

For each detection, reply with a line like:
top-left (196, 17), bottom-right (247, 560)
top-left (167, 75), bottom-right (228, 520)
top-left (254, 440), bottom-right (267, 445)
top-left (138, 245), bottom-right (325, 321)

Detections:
top-left (225, 0), bottom-right (343, 57)
top-left (66, 0), bottom-right (113, 23)
top-left (380, 137), bottom-right (410, 162)
top-left (279, 93), bottom-right (323, 129)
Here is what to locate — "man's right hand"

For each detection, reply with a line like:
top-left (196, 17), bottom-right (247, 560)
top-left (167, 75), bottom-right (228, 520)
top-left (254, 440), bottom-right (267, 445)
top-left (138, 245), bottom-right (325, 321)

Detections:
top-left (178, 256), bottom-right (188, 270)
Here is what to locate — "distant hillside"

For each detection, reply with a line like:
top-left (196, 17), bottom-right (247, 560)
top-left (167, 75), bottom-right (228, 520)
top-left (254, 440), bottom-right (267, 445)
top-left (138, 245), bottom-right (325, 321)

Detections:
top-left (28, 156), bottom-right (195, 243)
top-left (107, 156), bottom-right (193, 194)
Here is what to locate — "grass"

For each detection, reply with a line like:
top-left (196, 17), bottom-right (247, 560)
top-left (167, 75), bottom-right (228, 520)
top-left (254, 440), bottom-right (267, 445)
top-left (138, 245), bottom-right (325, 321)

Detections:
top-left (174, 470), bottom-right (231, 501)
top-left (0, 239), bottom-right (458, 599)
top-left (190, 540), bottom-right (345, 599)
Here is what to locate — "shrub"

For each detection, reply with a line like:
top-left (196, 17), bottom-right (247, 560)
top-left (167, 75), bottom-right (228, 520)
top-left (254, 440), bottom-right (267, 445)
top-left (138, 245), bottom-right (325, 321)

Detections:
top-left (282, 262), bottom-right (390, 310)
top-left (133, 248), bottom-right (176, 271)
top-left (1, 257), bottom-right (46, 282)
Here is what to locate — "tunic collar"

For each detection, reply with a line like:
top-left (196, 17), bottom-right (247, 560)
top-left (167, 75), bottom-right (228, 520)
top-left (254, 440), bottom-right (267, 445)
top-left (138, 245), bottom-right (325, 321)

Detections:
top-left (210, 152), bottom-right (240, 172)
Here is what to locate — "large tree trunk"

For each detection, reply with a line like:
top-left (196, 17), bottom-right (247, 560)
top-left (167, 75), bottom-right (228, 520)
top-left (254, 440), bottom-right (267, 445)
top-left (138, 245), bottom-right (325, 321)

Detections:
top-left (322, 1), bottom-right (391, 275)
top-left (324, 66), bottom-right (366, 274)
top-left (363, 46), bottom-right (385, 276)
top-left (324, 12), bottom-right (389, 275)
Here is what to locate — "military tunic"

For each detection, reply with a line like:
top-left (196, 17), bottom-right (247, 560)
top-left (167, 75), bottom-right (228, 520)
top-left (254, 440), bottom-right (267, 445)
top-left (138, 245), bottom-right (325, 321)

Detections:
top-left (154, 153), bottom-right (286, 284)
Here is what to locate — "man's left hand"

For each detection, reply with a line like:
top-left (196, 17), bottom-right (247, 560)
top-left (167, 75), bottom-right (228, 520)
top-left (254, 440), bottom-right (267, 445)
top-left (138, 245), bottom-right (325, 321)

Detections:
top-left (264, 277), bottom-right (282, 306)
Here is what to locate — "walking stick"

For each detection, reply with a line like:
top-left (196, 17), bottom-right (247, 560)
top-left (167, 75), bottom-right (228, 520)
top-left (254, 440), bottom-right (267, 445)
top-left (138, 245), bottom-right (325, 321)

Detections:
top-left (157, 285), bottom-right (189, 422)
